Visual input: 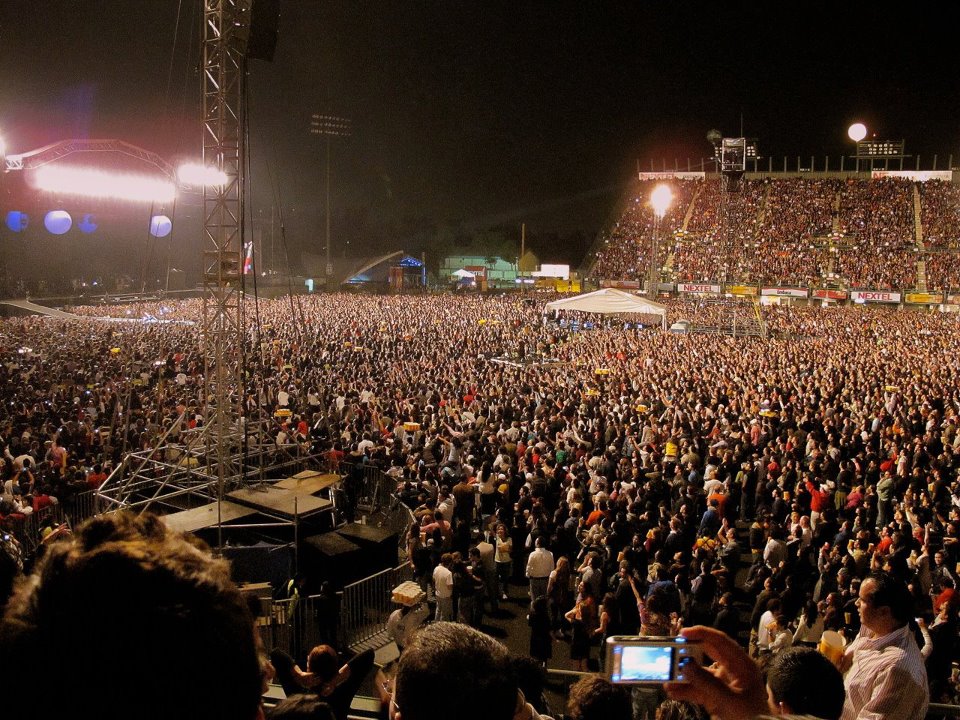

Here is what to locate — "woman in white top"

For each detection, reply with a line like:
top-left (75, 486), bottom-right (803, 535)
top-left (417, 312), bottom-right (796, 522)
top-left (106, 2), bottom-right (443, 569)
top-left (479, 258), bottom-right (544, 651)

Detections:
top-left (792, 600), bottom-right (824, 647)
top-left (494, 523), bottom-right (513, 601)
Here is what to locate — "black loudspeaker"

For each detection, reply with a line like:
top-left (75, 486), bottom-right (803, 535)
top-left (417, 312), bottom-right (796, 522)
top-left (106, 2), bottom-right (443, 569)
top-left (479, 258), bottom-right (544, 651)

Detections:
top-left (247, 0), bottom-right (280, 62)
top-left (335, 522), bottom-right (399, 571)
top-left (301, 533), bottom-right (362, 589)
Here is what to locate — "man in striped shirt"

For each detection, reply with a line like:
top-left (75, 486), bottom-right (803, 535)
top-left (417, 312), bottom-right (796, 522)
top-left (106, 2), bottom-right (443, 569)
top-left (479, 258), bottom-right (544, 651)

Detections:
top-left (840, 572), bottom-right (928, 720)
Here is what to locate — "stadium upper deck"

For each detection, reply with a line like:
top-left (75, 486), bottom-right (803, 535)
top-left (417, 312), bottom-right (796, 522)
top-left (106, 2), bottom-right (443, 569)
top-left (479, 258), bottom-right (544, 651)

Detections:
top-left (588, 175), bottom-right (960, 294)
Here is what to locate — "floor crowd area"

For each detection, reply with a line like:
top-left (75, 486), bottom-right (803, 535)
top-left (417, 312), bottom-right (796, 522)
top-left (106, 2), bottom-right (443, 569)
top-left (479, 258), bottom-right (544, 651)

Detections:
top-left (1, 292), bottom-right (959, 720)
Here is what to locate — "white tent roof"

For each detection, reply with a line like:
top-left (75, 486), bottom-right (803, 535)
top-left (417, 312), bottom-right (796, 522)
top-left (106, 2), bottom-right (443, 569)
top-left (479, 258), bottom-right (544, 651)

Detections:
top-left (545, 288), bottom-right (667, 319)
top-left (452, 268), bottom-right (475, 278)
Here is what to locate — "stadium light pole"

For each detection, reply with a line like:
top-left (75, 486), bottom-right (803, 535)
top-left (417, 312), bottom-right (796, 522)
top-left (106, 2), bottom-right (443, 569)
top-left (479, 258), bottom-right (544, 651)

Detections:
top-left (310, 114), bottom-right (351, 282)
top-left (649, 184), bottom-right (673, 297)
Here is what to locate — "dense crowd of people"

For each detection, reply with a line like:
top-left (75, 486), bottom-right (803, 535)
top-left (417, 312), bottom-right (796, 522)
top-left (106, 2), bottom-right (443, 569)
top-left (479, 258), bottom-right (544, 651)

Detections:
top-left (591, 176), bottom-right (960, 292)
top-left (2, 290), bottom-right (960, 719)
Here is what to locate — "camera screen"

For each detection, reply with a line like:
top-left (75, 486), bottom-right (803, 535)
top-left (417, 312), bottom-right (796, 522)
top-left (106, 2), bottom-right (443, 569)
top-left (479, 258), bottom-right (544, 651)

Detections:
top-left (610, 644), bottom-right (675, 682)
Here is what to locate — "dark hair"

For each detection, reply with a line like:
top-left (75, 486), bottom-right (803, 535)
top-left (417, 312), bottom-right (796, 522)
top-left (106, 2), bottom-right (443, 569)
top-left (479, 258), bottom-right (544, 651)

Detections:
top-left (566, 676), bottom-right (632, 720)
top-left (655, 699), bottom-right (710, 720)
top-left (0, 511), bottom-right (263, 720)
top-left (395, 622), bottom-right (517, 720)
top-left (766, 647), bottom-right (845, 720)
top-left (306, 645), bottom-right (339, 680)
top-left (865, 571), bottom-right (913, 625)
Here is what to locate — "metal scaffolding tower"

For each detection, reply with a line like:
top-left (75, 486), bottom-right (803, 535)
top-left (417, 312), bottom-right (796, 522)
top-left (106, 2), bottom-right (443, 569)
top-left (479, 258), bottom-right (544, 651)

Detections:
top-left (201, 0), bottom-right (247, 506)
top-left (97, 2), bottom-right (324, 537)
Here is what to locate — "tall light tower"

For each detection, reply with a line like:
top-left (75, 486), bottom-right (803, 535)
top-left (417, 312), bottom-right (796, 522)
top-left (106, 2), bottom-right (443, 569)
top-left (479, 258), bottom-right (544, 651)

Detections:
top-left (648, 184), bottom-right (673, 297)
top-left (310, 114), bottom-right (351, 281)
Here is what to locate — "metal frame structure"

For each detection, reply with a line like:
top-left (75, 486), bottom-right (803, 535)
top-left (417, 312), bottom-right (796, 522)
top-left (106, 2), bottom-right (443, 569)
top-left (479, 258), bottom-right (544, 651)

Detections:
top-left (200, 0), bottom-right (247, 515)
top-left (3, 138), bottom-right (177, 177)
top-left (96, 1), bottom-right (324, 545)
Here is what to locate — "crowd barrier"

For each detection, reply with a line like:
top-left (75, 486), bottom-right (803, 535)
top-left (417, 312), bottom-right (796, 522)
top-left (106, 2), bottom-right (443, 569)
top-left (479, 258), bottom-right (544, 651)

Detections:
top-left (258, 462), bottom-right (415, 658)
top-left (3, 502), bottom-right (64, 555)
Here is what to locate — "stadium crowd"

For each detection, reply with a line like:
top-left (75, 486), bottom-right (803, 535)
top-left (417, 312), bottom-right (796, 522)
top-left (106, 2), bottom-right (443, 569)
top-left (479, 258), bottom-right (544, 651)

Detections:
top-left (592, 176), bottom-right (960, 293)
top-left (1, 290), bottom-right (959, 719)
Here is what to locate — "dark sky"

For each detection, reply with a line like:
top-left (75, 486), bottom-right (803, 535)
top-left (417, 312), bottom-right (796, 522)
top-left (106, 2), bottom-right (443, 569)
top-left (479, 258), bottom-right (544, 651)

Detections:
top-left (1, 1), bottom-right (958, 266)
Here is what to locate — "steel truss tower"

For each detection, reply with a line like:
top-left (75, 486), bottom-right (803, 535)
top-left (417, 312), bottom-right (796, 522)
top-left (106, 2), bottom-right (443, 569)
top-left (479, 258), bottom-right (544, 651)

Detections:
top-left (97, 1), bottom-right (321, 529)
top-left (201, 0), bottom-right (247, 502)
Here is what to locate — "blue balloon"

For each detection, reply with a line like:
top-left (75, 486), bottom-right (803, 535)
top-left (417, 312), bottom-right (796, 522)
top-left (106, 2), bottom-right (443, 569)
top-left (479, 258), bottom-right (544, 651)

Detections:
top-left (44, 210), bottom-right (73, 235)
top-left (78, 213), bottom-right (98, 234)
top-left (149, 215), bottom-right (172, 238)
top-left (5, 211), bottom-right (29, 232)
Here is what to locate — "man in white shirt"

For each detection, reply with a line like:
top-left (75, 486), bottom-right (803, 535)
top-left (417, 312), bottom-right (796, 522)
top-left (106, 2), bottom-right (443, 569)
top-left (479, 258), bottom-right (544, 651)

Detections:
top-left (525, 536), bottom-right (554, 600)
top-left (840, 572), bottom-right (928, 720)
top-left (432, 553), bottom-right (454, 622)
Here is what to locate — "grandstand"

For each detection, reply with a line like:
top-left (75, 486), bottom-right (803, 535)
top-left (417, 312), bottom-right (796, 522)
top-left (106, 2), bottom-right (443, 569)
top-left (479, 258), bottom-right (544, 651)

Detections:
top-left (585, 173), bottom-right (960, 296)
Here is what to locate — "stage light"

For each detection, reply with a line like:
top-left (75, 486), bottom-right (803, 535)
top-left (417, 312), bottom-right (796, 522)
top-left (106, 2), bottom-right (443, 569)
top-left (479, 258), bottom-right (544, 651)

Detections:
top-left (5, 211), bottom-right (28, 232)
top-left (177, 163), bottom-right (228, 187)
top-left (78, 213), bottom-right (98, 234)
top-left (848, 123), bottom-right (867, 142)
top-left (44, 210), bottom-right (73, 235)
top-left (32, 165), bottom-right (177, 203)
top-left (651, 184), bottom-right (673, 219)
top-left (149, 215), bottom-right (172, 238)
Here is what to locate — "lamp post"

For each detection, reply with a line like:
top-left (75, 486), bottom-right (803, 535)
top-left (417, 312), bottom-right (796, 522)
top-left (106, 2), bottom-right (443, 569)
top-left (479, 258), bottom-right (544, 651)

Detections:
top-left (649, 184), bottom-right (673, 297)
top-left (310, 114), bottom-right (351, 280)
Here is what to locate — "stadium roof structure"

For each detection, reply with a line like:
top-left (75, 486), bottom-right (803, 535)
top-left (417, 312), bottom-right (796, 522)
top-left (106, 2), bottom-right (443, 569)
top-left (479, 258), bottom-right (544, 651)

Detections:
top-left (545, 288), bottom-right (667, 329)
top-left (344, 251), bottom-right (423, 285)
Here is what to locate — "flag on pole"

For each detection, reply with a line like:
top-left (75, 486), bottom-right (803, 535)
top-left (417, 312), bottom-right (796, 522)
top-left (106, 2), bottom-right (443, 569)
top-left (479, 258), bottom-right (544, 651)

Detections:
top-left (243, 241), bottom-right (254, 275)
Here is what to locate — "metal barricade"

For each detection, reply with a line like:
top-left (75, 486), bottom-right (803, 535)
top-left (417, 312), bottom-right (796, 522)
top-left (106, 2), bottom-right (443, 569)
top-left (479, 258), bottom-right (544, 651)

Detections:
top-left (339, 563), bottom-right (413, 651)
top-left (68, 488), bottom-right (101, 526)
top-left (4, 502), bottom-right (64, 555)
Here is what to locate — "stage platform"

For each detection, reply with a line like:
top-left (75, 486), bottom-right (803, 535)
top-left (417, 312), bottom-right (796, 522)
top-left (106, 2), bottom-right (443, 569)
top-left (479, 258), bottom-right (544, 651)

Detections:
top-left (227, 485), bottom-right (332, 517)
top-left (275, 470), bottom-right (341, 495)
top-left (161, 501), bottom-right (257, 534)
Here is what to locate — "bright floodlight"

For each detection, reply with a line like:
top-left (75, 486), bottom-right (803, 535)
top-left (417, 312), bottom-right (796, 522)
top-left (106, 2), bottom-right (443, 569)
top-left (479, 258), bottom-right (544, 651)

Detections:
top-left (33, 166), bottom-right (177, 203)
top-left (848, 123), bottom-right (867, 142)
top-left (177, 163), bottom-right (228, 187)
top-left (0, 135), bottom-right (6, 158)
top-left (651, 184), bottom-right (673, 219)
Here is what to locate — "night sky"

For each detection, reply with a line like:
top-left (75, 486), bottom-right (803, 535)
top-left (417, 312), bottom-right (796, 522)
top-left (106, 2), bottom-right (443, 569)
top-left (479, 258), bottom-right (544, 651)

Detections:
top-left (1, 1), bottom-right (958, 268)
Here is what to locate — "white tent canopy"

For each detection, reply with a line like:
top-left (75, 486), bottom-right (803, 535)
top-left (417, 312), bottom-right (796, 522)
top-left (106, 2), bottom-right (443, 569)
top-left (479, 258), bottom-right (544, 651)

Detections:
top-left (452, 268), bottom-right (475, 278)
top-left (544, 288), bottom-right (667, 329)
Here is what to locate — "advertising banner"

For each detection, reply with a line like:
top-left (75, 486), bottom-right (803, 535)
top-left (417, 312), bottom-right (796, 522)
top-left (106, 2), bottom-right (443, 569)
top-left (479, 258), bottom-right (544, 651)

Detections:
top-left (812, 289), bottom-right (848, 300)
top-left (638, 171), bottom-right (706, 180)
top-left (761, 287), bottom-right (809, 298)
top-left (850, 290), bottom-right (901, 303)
top-left (678, 283), bottom-right (721, 294)
top-left (905, 292), bottom-right (943, 304)
top-left (601, 279), bottom-right (640, 289)
top-left (871, 170), bottom-right (953, 182)
top-left (727, 284), bottom-right (759, 296)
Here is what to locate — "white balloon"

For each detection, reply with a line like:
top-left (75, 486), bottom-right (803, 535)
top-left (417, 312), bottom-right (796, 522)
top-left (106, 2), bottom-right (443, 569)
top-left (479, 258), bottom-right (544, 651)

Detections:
top-left (44, 210), bottom-right (73, 235)
top-left (149, 215), bottom-right (172, 238)
top-left (848, 123), bottom-right (867, 142)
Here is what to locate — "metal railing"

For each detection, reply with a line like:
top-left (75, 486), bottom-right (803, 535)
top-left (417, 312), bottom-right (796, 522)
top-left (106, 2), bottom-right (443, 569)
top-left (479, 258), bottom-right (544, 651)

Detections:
top-left (3, 502), bottom-right (64, 556)
top-left (339, 563), bottom-right (413, 651)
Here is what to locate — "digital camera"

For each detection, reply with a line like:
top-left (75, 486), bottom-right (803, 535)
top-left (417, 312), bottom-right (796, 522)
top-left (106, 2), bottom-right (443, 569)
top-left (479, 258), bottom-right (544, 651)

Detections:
top-left (605, 635), bottom-right (702, 685)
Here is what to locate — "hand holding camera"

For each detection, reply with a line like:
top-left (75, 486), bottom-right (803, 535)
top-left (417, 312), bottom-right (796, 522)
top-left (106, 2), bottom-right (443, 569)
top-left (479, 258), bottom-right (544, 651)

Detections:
top-left (662, 626), bottom-right (769, 720)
